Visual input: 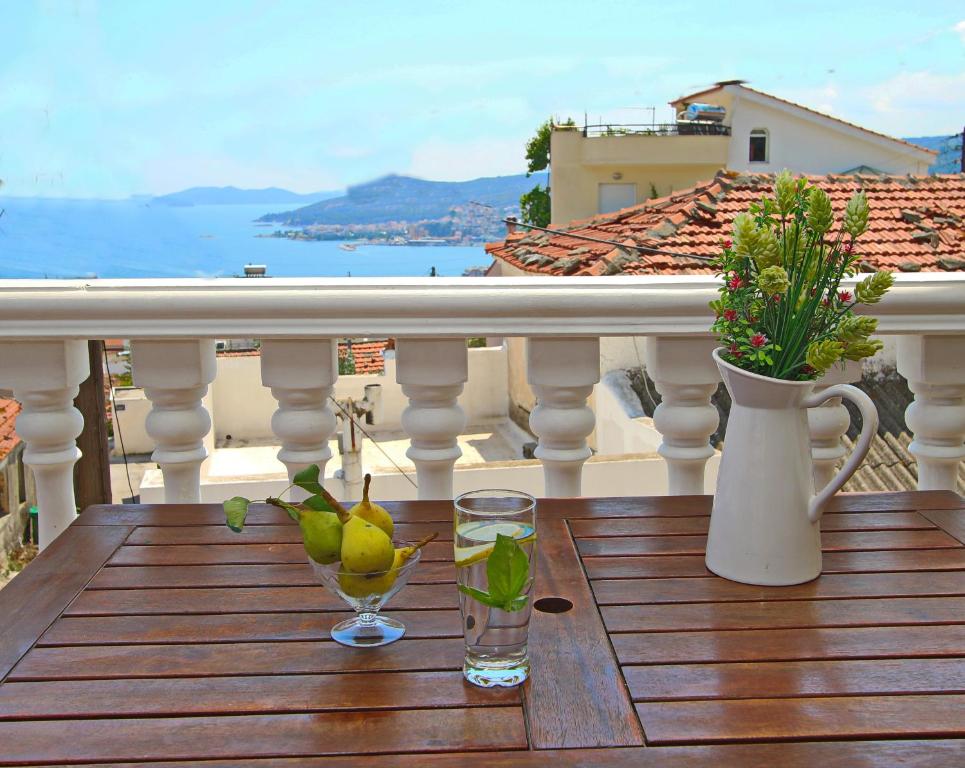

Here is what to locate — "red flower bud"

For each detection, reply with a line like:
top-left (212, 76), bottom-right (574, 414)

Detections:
top-left (842, 242), bottom-right (853, 254)
top-left (722, 238), bottom-right (733, 249)
top-left (750, 333), bottom-right (767, 348)
top-left (728, 343), bottom-right (743, 358)
top-left (727, 274), bottom-right (744, 291)
top-left (723, 309), bottom-right (738, 322)
top-left (838, 290), bottom-right (853, 303)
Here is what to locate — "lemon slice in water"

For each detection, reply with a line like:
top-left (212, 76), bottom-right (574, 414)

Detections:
top-left (454, 521), bottom-right (536, 568)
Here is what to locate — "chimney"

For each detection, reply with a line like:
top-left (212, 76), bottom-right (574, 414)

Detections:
top-left (506, 216), bottom-right (518, 235)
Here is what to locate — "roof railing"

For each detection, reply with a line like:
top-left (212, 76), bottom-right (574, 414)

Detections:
top-left (581, 122), bottom-right (731, 138)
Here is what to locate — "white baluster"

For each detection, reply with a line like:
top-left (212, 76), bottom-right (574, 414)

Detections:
top-left (527, 337), bottom-right (600, 497)
top-left (644, 337), bottom-right (720, 495)
top-left (808, 360), bottom-right (863, 491)
top-left (897, 335), bottom-right (965, 491)
top-left (261, 339), bottom-right (338, 501)
top-left (0, 340), bottom-right (89, 548)
top-left (396, 338), bottom-right (468, 500)
top-left (132, 340), bottom-right (216, 504)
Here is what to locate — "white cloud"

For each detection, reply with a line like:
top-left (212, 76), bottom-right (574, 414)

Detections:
top-left (954, 20), bottom-right (965, 43)
top-left (407, 137), bottom-right (527, 181)
top-left (864, 70), bottom-right (965, 134)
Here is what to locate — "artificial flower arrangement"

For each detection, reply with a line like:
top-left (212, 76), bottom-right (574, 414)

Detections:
top-left (711, 170), bottom-right (893, 380)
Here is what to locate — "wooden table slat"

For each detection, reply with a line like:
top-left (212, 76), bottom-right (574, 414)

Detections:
top-left (0, 708), bottom-right (528, 764)
top-left (592, 571), bottom-right (965, 605)
top-left (64, 583), bottom-right (456, 616)
top-left (39, 611), bottom-right (462, 646)
top-left (602, 596), bottom-right (965, 633)
top-left (578, 528), bottom-right (961, 557)
top-left (612, 624), bottom-right (965, 665)
top-left (625, 657), bottom-right (965, 701)
top-left (636, 694), bottom-right (965, 744)
top-left (582, 547), bottom-right (965, 579)
top-left (88, 561), bottom-right (455, 589)
top-left (0, 671), bottom-right (518, 720)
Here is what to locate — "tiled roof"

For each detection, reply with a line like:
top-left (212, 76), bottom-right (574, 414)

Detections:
top-left (485, 171), bottom-right (965, 276)
top-left (217, 341), bottom-right (390, 374)
top-left (670, 84), bottom-right (937, 157)
top-left (0, 397), bottom-right (22, 463)
top-left (339, 340), bottom-right (390, 374)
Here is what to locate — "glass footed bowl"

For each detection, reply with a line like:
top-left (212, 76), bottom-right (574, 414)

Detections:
top-left (309, 545), bottom-right (422, 648)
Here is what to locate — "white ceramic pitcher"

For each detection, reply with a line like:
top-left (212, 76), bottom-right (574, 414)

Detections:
top-left (706, 348), bottom-right (878, 586)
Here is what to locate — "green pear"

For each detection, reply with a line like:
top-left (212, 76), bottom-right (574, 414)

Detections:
top-left (338, 533), bottom-right (437, 598)
top-left (299, 509), bottom-right (343, 565)
top-left (340, 515), bottom-right (394, 573)
top-left (347, 474), bottom-right (394, 537)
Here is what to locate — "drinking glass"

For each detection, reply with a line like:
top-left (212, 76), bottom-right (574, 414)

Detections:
top-left (454, 489), bottom-right (536, 688)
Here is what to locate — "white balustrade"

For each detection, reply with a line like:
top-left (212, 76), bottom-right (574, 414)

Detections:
top-left (396, 338), bottom-right (468, 500)
top-left (644, 337), bottom-right (721, 495)
top-left (0, 274), bottom-right (962, 546)
top-left (131, 340), bottom-right (216, 504)
top-left (527, 337), bottom-right (600, 497)
top-left (261, 339), bottom-right (338, 501)
top-left (0, 340), bottom-right (89, 548)
top-left (807, 361), bottom-right (863, 491)
top-left (897, 336), bottom-right (965, 491)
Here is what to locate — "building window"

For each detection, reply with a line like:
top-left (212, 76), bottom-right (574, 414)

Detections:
top-left (749, 129), bottom-right (768, 163)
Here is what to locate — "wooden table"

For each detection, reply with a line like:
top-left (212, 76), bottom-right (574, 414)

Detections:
top-left (0, 492), bottom-right (963, 766)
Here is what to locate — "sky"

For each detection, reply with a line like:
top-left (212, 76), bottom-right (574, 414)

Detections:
top-left (1, 0), bottom-right (963, 199)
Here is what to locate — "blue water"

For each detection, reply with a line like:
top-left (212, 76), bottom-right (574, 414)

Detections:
top-left (0, 198), bottom-right (490, 279)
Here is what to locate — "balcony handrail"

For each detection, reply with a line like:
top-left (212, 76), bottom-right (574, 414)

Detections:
top-left (581, 122), bottom-right (732, 138)
top-left (0, 274), bottom-right (963, 339)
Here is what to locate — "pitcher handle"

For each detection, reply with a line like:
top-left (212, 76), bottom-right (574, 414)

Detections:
top-left (804, 384), bottom-right (878, 523)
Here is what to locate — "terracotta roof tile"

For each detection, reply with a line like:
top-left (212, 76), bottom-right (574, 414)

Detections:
top-left (339, 340), bottom-right (390, 374)
top-left (486, 171), bottom-right (965, 276)
top-left (0, 397), bottom-right (22, 462)
top-left (216, 341), bottom-right (391, 374)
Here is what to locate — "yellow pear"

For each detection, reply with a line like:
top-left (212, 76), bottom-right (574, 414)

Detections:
top-left (338, 533), bottom-right (438, 598)
top-left (348, 474), bottom-right (393, 537)
top-left (298, 509), bottom-right (342, 565)
top-left (340, 515), bottom-right (394, 573)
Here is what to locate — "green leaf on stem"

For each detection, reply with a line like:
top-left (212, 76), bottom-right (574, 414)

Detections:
top-left (224, 496), bottom-right (251, 533)
top-left (293, 464), bottom-right (324, 496)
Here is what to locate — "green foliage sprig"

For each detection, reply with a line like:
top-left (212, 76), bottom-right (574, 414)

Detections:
top-left (711, 170), bottom-right (894, 380)
top-left (457, 533), bottom-right (531, 612)
top-left (224, 464), bottom-right (339, 532)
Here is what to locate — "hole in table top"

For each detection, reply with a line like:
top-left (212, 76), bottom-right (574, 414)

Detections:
top-left (534, 597), bottom-right (573, 613)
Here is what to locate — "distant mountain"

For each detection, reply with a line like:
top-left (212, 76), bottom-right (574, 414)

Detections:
top-left (258, 173), bottom-right (546, 225)
top-left (153, 186), bottom-right (341, 207)
top-left (904, 135), bottom-right (952, 152)
top-left (904, 134), bottom-right (963, 174)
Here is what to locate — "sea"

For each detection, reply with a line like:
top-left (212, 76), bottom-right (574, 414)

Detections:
top-left (0, 198), bottom-right (490, 279)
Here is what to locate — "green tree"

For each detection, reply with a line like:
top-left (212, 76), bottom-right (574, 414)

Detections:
top-left (519, 117), bottom-right (574, 228)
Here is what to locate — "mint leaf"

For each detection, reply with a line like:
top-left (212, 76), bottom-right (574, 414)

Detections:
top-left (293, 464), bottom-right (324, 496)
top-left (224, 497), bottom-right (250, 532)
top-left (505, 595), bottom-right (529, 612)
top-left (486, 534), bottom-right (529, 604)
top-left (302, 493), bottom-right (335, 513)
top-left (457, 584), bottom-right (501, 608)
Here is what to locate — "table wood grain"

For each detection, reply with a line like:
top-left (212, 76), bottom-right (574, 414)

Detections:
top-left (0, 492), bottom-right (961, 766)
